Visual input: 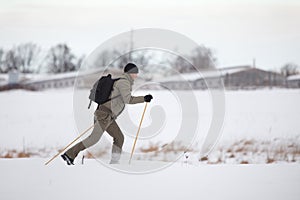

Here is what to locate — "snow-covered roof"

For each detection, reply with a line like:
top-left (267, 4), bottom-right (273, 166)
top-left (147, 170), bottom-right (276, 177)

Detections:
top-left (23, 71), bottom-right (79, 83)
top-left (160, 66), bottom-right (251, 82)
top-left (220, 65), bottom-right (251, 75)
top-left (287, 74), bottom-right (300, 81)
top-left (23, 68), bottom-right (107, 84)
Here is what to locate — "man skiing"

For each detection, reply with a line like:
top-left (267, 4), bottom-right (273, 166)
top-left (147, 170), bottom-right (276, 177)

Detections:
top-left (61, 63), bottom-right (153, 165)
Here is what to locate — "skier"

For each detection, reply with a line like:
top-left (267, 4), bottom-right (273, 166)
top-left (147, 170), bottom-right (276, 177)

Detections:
top-left (61, 63), bottom-right (153, 165)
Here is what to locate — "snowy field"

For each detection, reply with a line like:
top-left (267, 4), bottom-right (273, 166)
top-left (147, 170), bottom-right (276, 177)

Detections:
top-left (0, 159), bottom-right (300, 200)
top-left (0, 88), bottom-right (300, 200)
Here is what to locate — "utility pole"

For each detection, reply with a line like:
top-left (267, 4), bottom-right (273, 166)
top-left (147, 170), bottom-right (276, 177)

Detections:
top-left (129, 28), bottom-right (134, 61)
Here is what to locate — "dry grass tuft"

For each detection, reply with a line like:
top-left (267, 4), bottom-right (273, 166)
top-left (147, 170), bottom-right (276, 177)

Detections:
top-left (201, 137), bottom-right (300, 164)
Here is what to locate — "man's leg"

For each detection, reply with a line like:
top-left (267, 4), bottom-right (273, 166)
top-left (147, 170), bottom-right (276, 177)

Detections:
top-left (65, 117), bottom-right (108, 160)
top-left (106, 120), bottom-right (124, 163)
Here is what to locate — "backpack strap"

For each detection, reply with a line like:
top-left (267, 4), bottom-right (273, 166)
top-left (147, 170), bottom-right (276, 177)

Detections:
top-left (106, 94), bottom-right (121, 102)
top-left (103, 77), bottom-right (124, 103)
top-left (88, 100), bottom-right (92, 109)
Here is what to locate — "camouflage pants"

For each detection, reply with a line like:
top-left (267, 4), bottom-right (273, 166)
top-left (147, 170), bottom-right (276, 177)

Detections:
top-left (65, 108), bottom-right (124, 162)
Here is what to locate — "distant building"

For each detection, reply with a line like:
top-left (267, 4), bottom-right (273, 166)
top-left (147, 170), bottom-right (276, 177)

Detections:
top-left (0, 65), bottom-right (291, 91)
top-left (22, 68), bottom-right (123, 90)
top-left (23, 71), bottom-right (83, 90)
top-left (222, 66), bottom-right (286, 89)
top-left (8, 69), bottom-right (19, 85)
top-left (287, 74), bottom-right (300, 88)
top-left (161, 65), bottom-right (286, 90)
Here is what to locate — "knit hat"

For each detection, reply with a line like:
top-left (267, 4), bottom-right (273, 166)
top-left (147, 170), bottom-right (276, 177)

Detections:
top-left (124, 63), bottom-right (139, 74)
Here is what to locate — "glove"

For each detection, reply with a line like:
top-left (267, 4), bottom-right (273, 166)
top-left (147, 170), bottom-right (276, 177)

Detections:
top-left (144, 94), bottom-right (153, 103)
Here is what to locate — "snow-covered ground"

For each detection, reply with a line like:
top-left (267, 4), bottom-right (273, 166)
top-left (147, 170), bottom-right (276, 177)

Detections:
top-left (0, 88), bottom-right (300, 199)
top-left (0, 159), bottom-right (300, 200)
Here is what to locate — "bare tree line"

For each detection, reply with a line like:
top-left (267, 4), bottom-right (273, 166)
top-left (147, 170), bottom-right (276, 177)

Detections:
top-left (0, 43), bottom-right (84, 74)
top-left (0, 43), bottom-right (226, 74)
top-left (173, 45), bottom-right (217, 73)
top-left (94, 45), bottom-right (218, 74)
top-left (45, 44), bottom-right (84, 74)
top-left (1, 42), bottom-right (298, 76)
top-left (280, 63), bottom-right (300, 77)
top-left (0, 43), bottom-right (41, 73)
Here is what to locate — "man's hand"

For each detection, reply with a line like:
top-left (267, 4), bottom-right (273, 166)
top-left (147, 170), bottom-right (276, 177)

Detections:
top-left (144, 94), bottom-right (153, 103)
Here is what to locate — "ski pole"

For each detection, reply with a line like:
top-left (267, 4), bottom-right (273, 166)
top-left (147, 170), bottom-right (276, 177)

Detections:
top-left (44, 124), bottom-right (95, 165)
top-left (129, 102), bottom-right (148, 164)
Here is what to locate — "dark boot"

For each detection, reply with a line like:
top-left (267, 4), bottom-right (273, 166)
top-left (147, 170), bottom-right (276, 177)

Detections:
top-left (61, 153), bottom-right (74, 165)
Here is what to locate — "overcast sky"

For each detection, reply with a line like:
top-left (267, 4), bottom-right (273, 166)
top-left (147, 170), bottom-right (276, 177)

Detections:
top-left (0, 0), bottom-right (299, 70)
